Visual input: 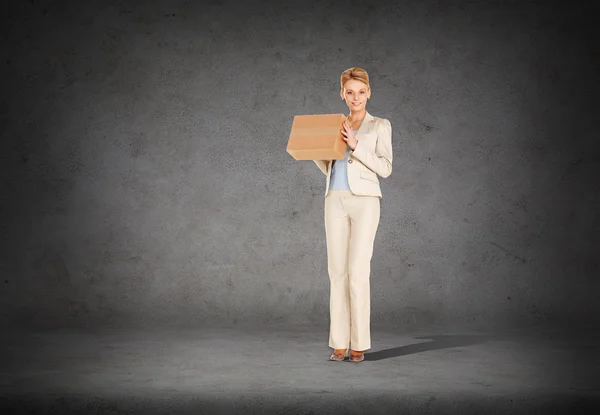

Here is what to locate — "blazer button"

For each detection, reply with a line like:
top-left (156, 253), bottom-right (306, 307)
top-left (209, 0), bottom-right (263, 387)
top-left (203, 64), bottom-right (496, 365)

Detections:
top-left (348, 159), bottom-right (353, 163)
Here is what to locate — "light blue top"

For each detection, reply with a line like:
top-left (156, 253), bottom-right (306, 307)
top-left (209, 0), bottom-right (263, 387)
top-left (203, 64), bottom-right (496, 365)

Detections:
top-left (328, 130), bottom-right (357, 190)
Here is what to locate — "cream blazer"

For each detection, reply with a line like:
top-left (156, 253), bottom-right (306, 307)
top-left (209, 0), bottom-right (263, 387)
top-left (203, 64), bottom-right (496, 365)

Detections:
top-left (313, 111), bottom-right (392, 198)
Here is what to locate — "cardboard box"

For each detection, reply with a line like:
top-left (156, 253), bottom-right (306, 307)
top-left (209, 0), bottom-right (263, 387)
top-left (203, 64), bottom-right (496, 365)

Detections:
top-left (286, 114), bottom-right (347, 160)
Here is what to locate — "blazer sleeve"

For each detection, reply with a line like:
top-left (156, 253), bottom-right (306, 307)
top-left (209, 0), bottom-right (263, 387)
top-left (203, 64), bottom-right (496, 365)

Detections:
top-left (313, 160), bottom-right (329, 176)
top-left (350, 118), bottom-right (393, 178)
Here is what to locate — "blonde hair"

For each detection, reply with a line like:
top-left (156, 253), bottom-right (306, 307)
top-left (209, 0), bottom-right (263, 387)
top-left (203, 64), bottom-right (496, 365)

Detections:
top-left (340, 67), bottom-right (370, 93)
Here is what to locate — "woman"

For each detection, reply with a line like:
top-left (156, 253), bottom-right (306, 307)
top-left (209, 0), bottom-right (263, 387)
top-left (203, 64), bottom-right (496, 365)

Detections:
top-left (313, 67), bottom-right (393, 362)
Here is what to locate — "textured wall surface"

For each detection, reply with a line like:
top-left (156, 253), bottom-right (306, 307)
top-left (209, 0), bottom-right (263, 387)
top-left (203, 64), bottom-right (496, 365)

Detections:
top-left (1, 0), bottom-right (598, 329)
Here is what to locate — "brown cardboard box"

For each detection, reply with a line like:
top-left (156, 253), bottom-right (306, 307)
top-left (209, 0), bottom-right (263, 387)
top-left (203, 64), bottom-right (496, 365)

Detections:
top-left (286, 114), bottom-right (347, 160)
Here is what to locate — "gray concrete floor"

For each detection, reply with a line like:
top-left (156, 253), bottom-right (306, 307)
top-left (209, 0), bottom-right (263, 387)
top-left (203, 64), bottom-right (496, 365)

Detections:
top-left (1, 322), bottom-right (598, 414)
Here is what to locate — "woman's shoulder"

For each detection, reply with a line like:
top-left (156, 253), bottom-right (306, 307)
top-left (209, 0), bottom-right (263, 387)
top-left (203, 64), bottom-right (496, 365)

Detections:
top-left (369, 114), bottom-right (391, 125)
top-left (371, 115), bottom-right (391, 131)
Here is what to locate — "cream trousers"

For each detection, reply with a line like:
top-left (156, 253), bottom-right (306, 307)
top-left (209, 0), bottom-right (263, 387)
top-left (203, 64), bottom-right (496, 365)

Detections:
top-left (324, 189), bottom-right (380, 351)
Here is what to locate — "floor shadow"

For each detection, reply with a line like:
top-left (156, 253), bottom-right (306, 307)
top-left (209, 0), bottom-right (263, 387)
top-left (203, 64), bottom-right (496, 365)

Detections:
top-left (365, 335), bottom-right (494, 361)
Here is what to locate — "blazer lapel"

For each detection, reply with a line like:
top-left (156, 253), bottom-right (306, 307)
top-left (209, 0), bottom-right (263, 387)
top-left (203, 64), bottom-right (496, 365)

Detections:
top-left (353, 111), bottom-right (375, 139)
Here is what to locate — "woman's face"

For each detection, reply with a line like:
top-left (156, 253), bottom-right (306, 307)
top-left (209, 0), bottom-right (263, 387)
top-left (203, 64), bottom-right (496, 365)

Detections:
top-left (341, 79), bottom-right (370, 111)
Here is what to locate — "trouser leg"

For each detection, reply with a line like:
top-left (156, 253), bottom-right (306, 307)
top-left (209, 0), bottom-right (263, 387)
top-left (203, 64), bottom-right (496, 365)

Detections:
top-left (346, 195), bottom-right (380, 351)
top-left (324, 191), bottom-right (351, 349)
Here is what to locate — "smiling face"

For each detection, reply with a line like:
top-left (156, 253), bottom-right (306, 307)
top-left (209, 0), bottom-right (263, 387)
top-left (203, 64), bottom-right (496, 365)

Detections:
top-left (340, 79), bottom-right (371, 112)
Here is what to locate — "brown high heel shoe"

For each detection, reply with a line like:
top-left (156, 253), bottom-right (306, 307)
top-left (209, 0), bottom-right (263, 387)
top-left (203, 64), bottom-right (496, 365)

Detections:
top-left (329, 349), bottom-right (348, 361)
top-left (349, 349), bottom-right (364, 362)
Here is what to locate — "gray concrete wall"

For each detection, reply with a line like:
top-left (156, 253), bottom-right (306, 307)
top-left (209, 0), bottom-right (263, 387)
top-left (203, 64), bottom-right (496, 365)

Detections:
top-left (1, 0), bottom-right (598, 329)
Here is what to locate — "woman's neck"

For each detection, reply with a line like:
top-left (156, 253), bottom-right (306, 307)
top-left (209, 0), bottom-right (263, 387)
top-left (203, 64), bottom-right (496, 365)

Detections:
top-left (348, 109), bottom-right (366, 122)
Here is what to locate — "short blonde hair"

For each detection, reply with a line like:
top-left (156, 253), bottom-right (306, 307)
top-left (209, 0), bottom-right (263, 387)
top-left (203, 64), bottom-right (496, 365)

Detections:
top-left (340, 67), bottom-right (370, 93)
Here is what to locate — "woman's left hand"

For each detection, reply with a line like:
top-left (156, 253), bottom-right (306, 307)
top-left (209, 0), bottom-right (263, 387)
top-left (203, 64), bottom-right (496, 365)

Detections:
top-left (341, 121), bottom-right (358, 151)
